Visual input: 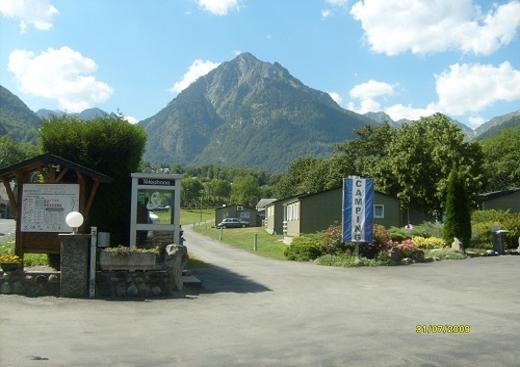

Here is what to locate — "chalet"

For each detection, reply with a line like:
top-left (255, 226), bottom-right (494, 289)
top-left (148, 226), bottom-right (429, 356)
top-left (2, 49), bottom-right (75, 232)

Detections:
top-left (479, 188), bottom-right (520, 212)
top-left (265, 187), bottom-right (400, 239)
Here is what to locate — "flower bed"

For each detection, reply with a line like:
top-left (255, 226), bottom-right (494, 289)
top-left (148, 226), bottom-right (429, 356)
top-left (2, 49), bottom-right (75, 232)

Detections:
top-left (99, 246), bottom-right (159, 271)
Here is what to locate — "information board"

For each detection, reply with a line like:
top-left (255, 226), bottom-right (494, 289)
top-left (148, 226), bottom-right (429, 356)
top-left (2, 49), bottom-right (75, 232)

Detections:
top-left (21, 184), bottom-right (80, 232)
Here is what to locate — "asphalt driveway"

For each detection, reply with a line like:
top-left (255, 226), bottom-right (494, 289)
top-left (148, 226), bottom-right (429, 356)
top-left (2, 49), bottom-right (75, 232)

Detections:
top-left (0, 226), bottom-right (519, 366)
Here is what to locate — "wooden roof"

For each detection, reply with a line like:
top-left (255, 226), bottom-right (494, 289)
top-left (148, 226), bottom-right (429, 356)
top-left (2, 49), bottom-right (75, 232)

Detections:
top-left (0, 153), bottom-right (112, 183)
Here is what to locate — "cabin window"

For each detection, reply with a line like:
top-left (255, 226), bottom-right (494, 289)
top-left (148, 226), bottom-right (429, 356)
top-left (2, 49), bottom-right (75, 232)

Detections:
top-left (374, 204), bottom-right (384, 218)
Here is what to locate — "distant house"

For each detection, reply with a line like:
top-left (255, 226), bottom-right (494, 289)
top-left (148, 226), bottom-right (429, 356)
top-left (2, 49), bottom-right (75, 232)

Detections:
top-left (256, 198), bottom-right (277, 225)
top-left (264, 200), bottom-right (284, 235)
top-left (268, 187), bottom-right (400, 239)
top-left (215, 205), bottom-right (258, 227)
top-left (479, 188), bottom-right (520, 212)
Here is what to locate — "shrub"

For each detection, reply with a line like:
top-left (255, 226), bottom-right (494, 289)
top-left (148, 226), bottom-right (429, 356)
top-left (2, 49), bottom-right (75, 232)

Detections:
top-left (373, 224), bottom-right (391, 248)
top-left (388, 226), bottom-right (410, 242)
top-left (285, 235), bottom-right (323, 261)
top-left (425, 248), bottom-right (466, 261)
top-left (471, 221), bottom-right (498, 248)
top-left (316, 254), bottom-right (386, 267)
top-left (412, 221), bottom-right (444, 238)
top-left (471, 210), bottom-right (520, 249)
top-left (412, 236), bottom-right (446, 249)
top-left (320, 224), bottom-right (343, 254)
top-left (443, 168), bottom-right (471, 248)
top-left (40, 116), bottom-right (146, 245)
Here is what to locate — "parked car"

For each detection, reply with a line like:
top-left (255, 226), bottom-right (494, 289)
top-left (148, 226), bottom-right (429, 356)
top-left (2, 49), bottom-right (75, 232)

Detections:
top-left (217, 218), bottom-right (249, 228)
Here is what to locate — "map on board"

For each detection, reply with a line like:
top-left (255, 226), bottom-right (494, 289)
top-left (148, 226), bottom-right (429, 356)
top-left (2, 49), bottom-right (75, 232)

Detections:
top-left (21, 184), bottom-right (80, 232)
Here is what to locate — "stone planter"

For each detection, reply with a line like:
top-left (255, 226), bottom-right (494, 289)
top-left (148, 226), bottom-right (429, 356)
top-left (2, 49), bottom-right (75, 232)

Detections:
top-left (99, 251), bottom-right (157, 271)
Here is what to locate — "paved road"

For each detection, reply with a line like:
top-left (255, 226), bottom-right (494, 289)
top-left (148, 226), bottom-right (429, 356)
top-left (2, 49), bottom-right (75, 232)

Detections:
top-left (0, 219), bottom-right (15, 238)
top-left (1, 226), bottom-right (519, 366)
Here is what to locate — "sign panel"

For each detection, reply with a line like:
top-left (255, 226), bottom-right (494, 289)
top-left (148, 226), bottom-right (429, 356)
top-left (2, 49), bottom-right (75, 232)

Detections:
top-left (138, 178), bottom-right (176, 186)
top-left (21, 184), bottom-right (80, 232)
top-left (342, 177), bottom-right (374, 243)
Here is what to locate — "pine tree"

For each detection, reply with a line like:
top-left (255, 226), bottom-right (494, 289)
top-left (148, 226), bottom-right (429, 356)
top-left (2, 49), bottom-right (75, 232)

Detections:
top-left (443, 168), bottom-right (472, 248)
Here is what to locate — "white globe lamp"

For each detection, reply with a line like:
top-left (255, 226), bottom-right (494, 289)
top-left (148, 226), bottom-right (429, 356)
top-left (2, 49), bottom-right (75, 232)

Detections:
top-left (66, 211), bottom-right (84, 233)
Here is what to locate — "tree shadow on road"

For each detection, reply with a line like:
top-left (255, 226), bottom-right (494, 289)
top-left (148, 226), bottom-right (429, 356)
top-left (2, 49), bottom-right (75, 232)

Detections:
top-left (189, 264), bottom-right (271, 294)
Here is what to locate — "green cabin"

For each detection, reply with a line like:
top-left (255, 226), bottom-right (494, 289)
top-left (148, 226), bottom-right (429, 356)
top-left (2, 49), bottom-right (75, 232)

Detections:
top-left (265, 187), bottom-right (401, 239)
top-left (480, 188), bottom-right (520, 212)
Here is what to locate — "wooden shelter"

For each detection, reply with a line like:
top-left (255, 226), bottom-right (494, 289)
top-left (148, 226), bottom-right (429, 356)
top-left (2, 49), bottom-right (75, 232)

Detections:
top-left (0, 154), bottom-right (112, 259)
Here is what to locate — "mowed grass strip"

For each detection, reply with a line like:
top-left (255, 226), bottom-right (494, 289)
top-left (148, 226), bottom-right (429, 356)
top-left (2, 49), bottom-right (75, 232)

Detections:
top-left (193, 225), bottom-right (287, 260)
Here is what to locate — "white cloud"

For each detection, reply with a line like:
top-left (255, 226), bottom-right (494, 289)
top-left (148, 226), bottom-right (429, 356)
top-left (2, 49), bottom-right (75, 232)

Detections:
top-left (196, 0), bottom-right (240, 16)
top-left (123, 115), bottom-right (139, 124)
top-left (348, 80), bottom-right (394, 113)
top-left (350, 0), bottom-right (520, 55)
top-left (468, 116), bottom-right (485, 128)
top-left (0, 0), bottom-right (58, 33)
top-left (435, 62), bottom-right (520, 115)
top-left (328, 91), bottom-right (342, 104)
top-left (376, 62), bottom-right (520, 122)
top-left (321, 9), bottom-right (333, 19)
top-left (8, 47), bottom-right (113, 113)
top-left (384, 104), bottom-right (437, 121)
top-left (170, 59), bottom-right (220, 94)
top-left (349, 80), bottom-right (394, 100)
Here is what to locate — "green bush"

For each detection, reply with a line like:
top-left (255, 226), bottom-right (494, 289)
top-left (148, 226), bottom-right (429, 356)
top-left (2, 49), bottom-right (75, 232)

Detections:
top-left (316, 254), bottom-right (387, 267)
top-left (471, 221), bottom-right (499, 248)
top-left (412, 236), bottom-right (447, 249)
top-left (412, 221), bottom-right (444, 238)
top-left (471, 210), bottom-right (520, 249)
top-left (373, 224), bottom-right (391, 247)
top-left (320, 224), bottom-right (343, 254)
top-left (40, 116), bottom-right (146, 245)
top-left (425, 248), bottom-right (466, 261)
top-left (285, 235), bottom-right (323, 261)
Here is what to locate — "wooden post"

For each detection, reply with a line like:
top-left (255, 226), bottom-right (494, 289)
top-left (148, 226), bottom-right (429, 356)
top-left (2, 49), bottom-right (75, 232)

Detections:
top-left (253, 233), bottom-right (258, 252)
top-left (14, 173), bottom-right (25, 260)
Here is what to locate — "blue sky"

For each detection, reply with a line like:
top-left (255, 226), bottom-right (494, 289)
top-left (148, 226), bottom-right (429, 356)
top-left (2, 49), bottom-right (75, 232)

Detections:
top-left (1, 0), bottom-right (519, 128)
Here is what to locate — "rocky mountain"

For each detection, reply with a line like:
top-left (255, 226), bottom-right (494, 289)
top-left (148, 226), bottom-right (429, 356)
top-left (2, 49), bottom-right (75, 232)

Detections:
top-left (37, 107), bottom-right (110, 121)
top-left (363, 111), bottom-right (399, 127)
top-left (475, 109), bottom-right (520, 139)
top-left (141, 53), bottom-right (371, 171)
top-left (363, 111), bottom-right (475, 138)
top-left (36, 108), bottom-right (66, 120)
top-left (0, 85), bottom-right (40, 142)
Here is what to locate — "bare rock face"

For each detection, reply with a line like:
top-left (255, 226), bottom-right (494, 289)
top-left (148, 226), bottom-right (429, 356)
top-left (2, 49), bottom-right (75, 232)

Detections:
top-left (164, 244), bottom-right (188, 291)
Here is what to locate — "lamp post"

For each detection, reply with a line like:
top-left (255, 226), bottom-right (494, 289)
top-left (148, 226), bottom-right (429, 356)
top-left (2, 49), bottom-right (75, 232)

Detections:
top-left (65, 211), bottom-right (84, 233)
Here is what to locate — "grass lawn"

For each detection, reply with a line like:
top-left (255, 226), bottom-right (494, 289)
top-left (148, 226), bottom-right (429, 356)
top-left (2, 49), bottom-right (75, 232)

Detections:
top-left (155, 208), bottom-right (214, 226)
top-left (0, 235), bottom-right (49, 267)
top-left (193, 225), bottom-right (287, 260)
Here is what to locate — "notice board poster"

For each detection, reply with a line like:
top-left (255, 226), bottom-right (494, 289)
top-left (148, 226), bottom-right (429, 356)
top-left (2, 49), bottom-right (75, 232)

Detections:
top-left (21, 184), bottom-right (80, 232)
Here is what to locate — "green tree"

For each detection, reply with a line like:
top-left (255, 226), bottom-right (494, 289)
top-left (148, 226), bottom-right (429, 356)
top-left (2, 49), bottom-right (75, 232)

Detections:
top-left (0, 136), bottom-right (39, 168)
top-left (231, 175), bottom-right (260, 207)
top-left (208, 178), bottom-right (231, 203)
top-left (385, 114), bottom-right (483, 216)
top-left (481, 126), bottom-right (520, 191)
top-left (40, 115), bottom-right (146, 245)
top-left (443, 168), bottom-right (472, 248)
top-left (181, 177), bottom-right (204, 208)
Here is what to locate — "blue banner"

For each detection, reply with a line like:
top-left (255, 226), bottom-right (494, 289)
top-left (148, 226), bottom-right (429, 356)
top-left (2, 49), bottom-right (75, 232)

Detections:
top-left (342, 177), bottom-right (374, 243)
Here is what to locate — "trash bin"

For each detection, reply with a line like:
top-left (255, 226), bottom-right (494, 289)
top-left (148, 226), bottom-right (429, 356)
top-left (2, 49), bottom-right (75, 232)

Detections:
top-left (491, 226), bottom-right (508, 255)
top-left (97, 232), bottom-right (110, 248)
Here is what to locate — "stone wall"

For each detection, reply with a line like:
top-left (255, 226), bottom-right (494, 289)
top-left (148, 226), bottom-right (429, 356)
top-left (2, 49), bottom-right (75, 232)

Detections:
top-left (0, 271), bottom-right (60, 297)
top-left (96, 270), bottom-right (175, 298)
